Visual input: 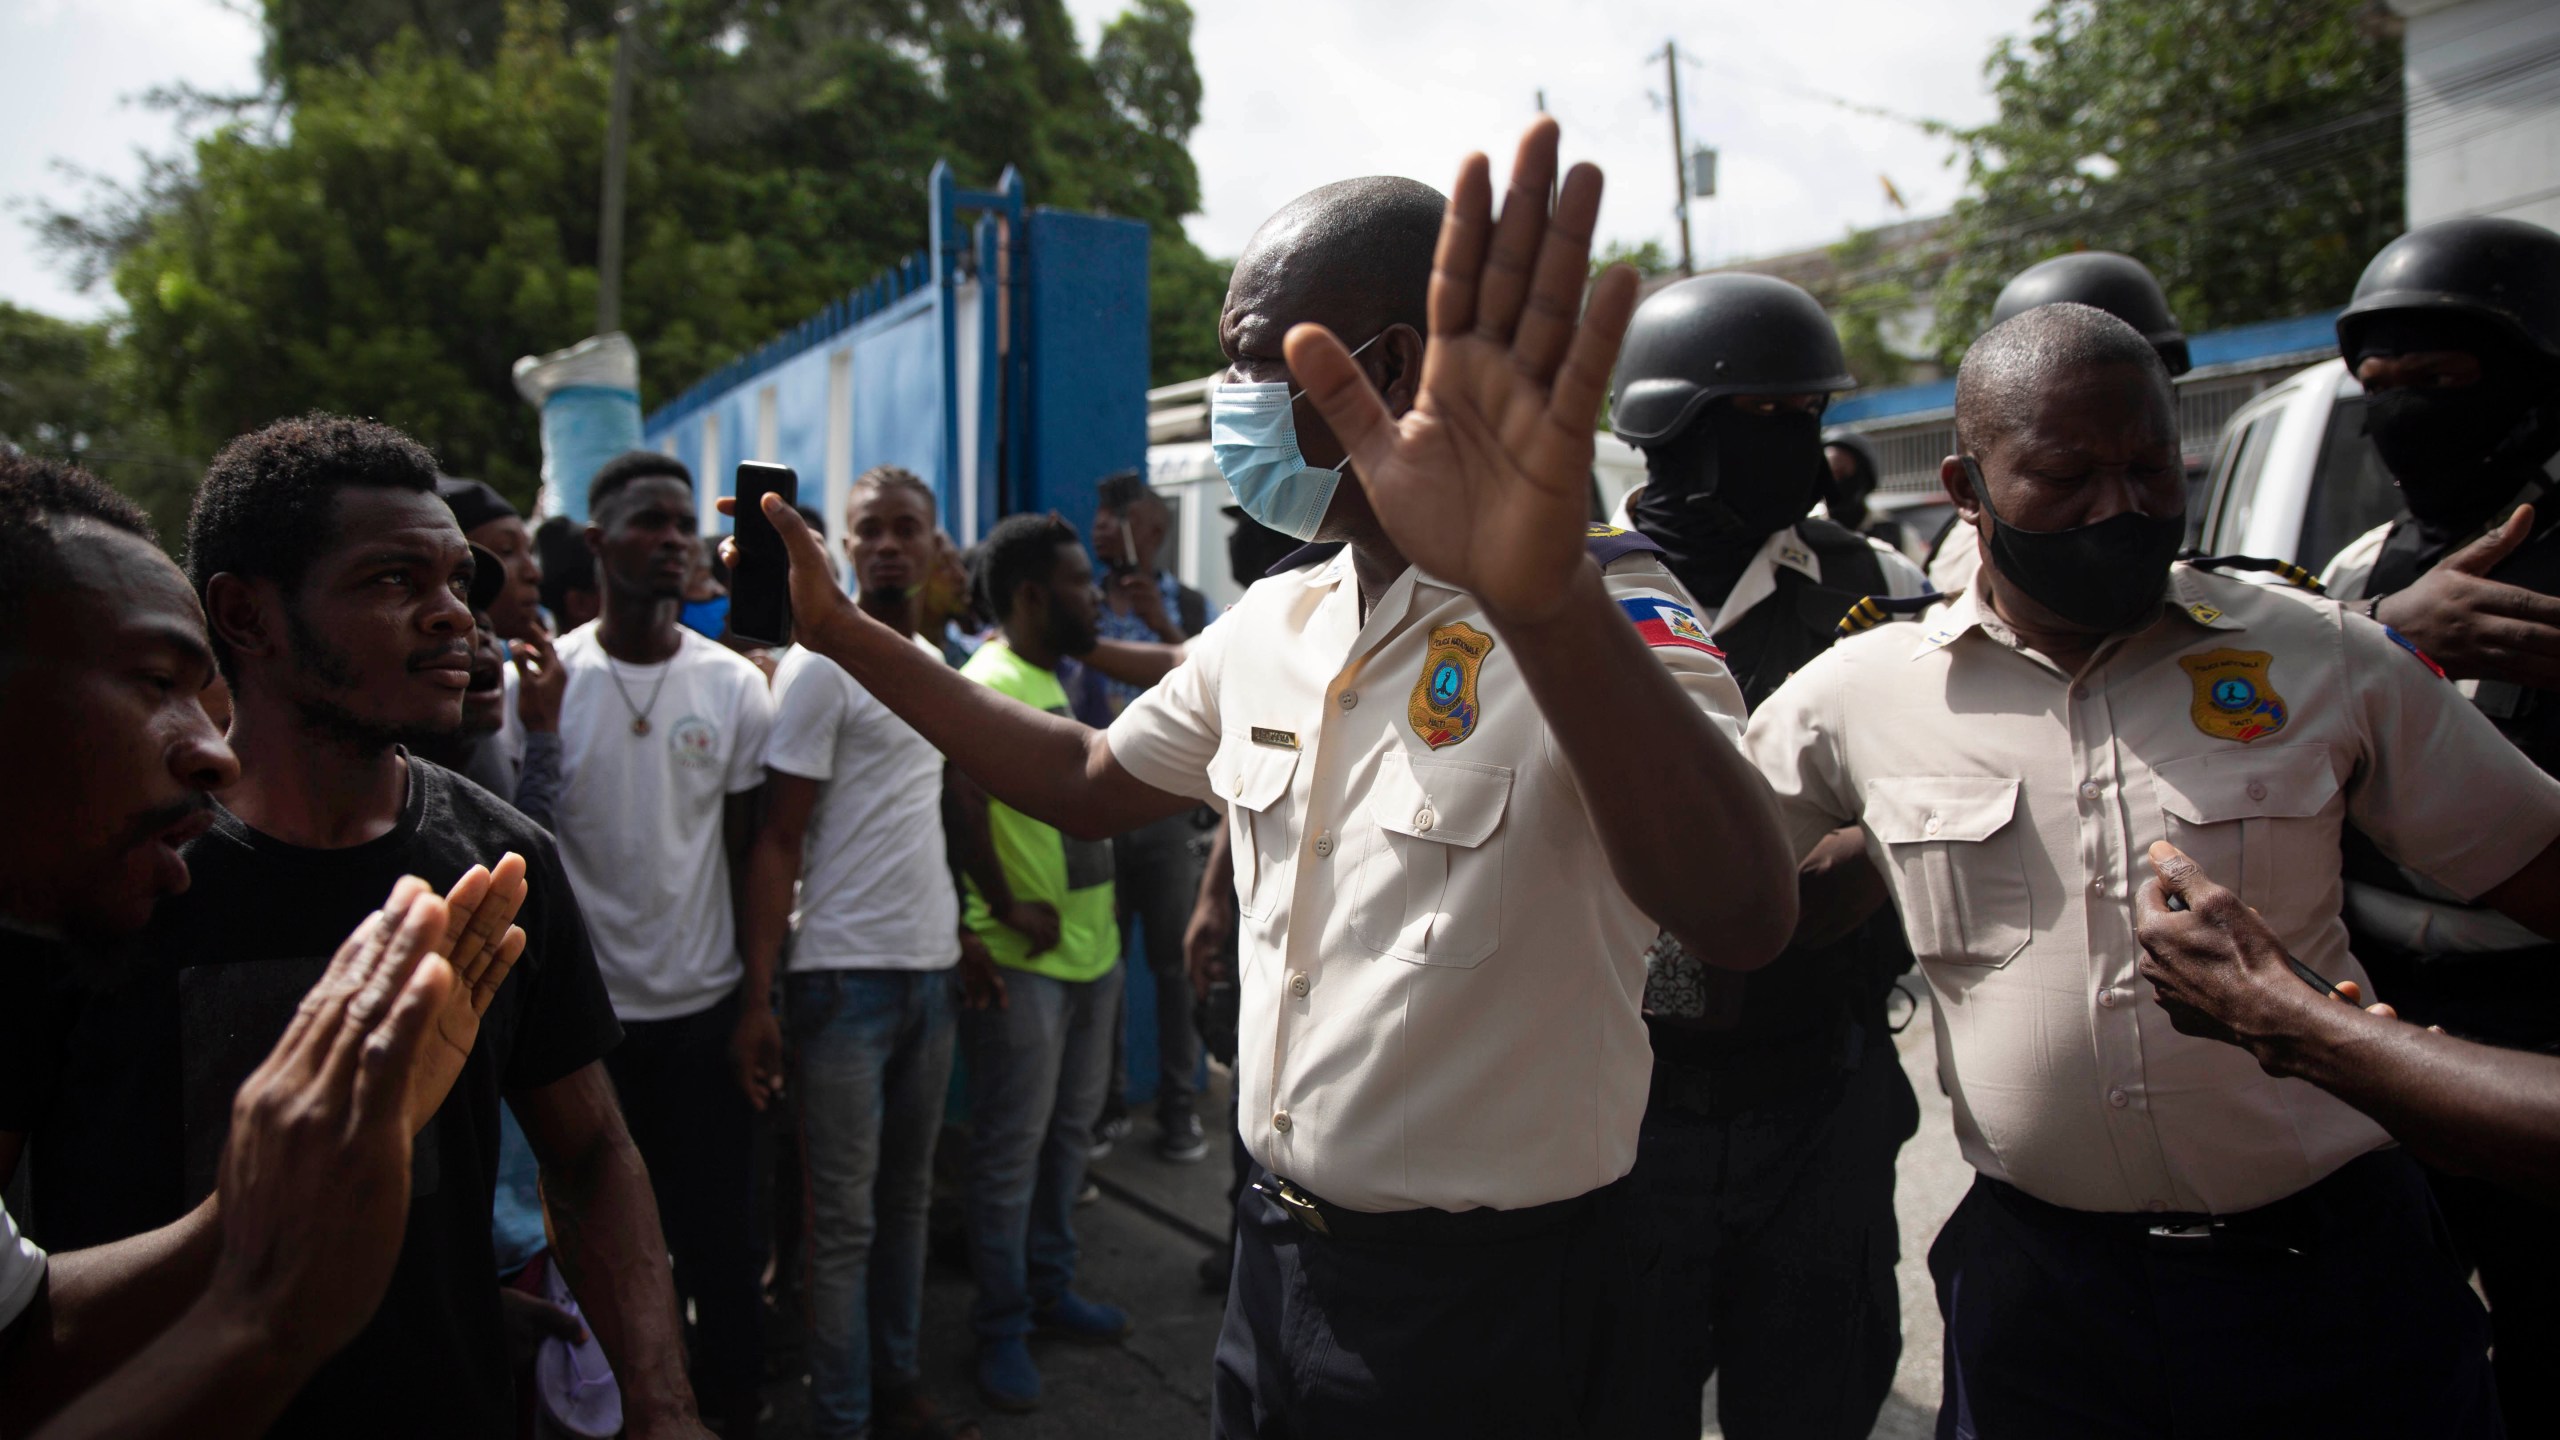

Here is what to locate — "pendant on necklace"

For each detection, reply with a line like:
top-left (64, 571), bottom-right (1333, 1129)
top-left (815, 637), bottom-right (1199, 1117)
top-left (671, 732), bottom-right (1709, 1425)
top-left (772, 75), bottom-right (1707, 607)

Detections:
top-left (632, 717), bottom-right (652, 737)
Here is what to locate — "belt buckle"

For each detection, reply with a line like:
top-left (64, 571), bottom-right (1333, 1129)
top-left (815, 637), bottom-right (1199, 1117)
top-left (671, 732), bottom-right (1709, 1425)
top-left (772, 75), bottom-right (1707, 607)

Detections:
top-left (2145, 1220), bottom-right (2216, 1248)
top-left (1258, 1178), bottom-right (1331, 1236)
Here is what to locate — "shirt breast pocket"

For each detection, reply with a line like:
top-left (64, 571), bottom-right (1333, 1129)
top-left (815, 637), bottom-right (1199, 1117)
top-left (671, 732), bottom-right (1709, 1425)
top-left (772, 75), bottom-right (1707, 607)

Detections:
top-left (2150, 745), bottom-right (2340, 909)
top-left (1349, 751), bottom-right (1513, 968)
top-left (1864, 776), bottom-right (2032, 969)
top-left (1210, 732), bottom-right (1301, 921)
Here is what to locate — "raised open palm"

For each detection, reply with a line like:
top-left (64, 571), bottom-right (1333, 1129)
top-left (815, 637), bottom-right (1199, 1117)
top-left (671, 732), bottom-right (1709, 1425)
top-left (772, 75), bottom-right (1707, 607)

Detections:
top-left (1285, 117), bottom-right (1639, 625)
top-left (403, 853), bottom-right (530, 1134)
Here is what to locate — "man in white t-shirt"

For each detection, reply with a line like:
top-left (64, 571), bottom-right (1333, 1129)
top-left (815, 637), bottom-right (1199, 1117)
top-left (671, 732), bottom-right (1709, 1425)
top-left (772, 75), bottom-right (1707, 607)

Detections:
top-left (552, 450), bottom-right (775, 1432)
top-left (736, 465), bottom-right (995, 1440)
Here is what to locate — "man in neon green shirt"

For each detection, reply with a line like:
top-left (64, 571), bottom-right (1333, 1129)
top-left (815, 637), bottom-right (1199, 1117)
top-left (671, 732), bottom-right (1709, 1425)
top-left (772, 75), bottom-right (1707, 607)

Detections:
top-left (948, 512), bottom-right (1128, 1412)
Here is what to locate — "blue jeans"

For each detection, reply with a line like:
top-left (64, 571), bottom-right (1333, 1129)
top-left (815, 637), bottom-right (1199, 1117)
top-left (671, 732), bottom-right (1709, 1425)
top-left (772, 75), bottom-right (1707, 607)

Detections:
top-left (788, 968), bottom-right (959, 1439)
top-left (960, 962), bottom-right (1124, 1340)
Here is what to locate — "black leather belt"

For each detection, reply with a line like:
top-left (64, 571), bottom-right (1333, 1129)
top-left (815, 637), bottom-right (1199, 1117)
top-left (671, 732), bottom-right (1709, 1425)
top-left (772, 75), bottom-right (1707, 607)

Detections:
top-left (1979, 1155), bottom-right (2388, 1261)
top-left (1250, 1174), bottom-right (1606, 1246)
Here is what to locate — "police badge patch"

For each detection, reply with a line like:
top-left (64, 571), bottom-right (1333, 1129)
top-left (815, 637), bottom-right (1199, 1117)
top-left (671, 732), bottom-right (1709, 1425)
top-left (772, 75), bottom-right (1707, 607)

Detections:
top-left (1409, 622), bottom-right (1494, 749)
top-left (2179, 649), bottom-right (2288, 743)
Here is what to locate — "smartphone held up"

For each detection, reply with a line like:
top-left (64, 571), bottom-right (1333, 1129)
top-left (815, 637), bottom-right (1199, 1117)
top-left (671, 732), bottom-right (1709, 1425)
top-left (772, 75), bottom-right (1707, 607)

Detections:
top-left (729, 461), bottom-right (797, 645)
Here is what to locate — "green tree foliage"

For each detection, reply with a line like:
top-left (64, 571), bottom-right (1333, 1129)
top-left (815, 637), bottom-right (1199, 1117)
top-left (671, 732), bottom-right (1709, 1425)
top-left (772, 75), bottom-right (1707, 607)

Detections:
top-left (49, 0), bottom-right (1218, 511)
top-left (1822, 227), bottom-right (1919, 388)
top-left (1931, 0), bottom-right (2402, 363)
top-left (0, 303), bottom-right (196, 536)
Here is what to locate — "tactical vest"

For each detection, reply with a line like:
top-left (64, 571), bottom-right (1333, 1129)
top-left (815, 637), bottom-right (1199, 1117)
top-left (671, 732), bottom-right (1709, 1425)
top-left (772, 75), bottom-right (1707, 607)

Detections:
top-left (2346, 513), bottom-right (2560, 1049)
top-left (1704, 518), bottom-right (1890, 710)
top-left (1644, 518), bottom-right (1914, 1091)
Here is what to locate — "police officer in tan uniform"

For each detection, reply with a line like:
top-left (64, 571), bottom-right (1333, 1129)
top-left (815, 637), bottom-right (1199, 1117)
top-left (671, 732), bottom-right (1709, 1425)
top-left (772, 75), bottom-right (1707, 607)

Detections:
top-left (732, 120), bottom-right (1798, 1438)
top-left (1746, 301), bottom-right (2560, 1438)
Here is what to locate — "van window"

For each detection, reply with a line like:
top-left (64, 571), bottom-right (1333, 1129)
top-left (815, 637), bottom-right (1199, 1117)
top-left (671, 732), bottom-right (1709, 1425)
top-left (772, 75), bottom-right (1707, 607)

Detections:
top-left (2208, 412), bottom-right (2279, 552)
top-left (2295, 395), bottom-right (2406, 576)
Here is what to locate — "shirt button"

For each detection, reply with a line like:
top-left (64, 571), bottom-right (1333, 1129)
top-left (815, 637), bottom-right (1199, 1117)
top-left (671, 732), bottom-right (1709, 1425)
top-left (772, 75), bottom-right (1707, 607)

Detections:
top-left (1414, 809), bottom-right (1436, 833)
top-left (1313, 832), bottom-right (1334, 859)
top-left (1272, 1110), bottom-right (1292, 1133)
top-left (1338, 690), bottom-right (1358, 711)
top-left (1923, 814), bottom-right (1942, 836)
top-left (2091, 875), bottom-right (2105, 893)
top-left (2108, 1088), bottom-right (2130, 1109)
top-left (1288, 970), bottom-right (1309, 998)
top-left (2080, 781), bottom-right (2101, 801)
top-left (2246, 780), bottom-right (2268, 802)
top-left (2098, 988), bottom-right (2120, 1008)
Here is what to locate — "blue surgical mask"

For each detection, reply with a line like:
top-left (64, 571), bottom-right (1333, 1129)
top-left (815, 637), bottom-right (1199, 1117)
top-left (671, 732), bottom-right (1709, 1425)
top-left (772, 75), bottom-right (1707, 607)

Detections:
top-left (1209, 332), bottom-right (1383, 541)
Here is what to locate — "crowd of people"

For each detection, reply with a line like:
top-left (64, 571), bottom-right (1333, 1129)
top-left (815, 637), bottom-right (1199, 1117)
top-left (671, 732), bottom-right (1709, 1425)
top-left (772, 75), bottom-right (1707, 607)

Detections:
top-left (3, 113), bottom-right (2560, 1440)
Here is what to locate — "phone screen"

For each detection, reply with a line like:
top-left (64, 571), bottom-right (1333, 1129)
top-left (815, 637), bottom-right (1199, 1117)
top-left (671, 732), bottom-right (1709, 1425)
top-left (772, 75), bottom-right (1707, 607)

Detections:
top-left (730, 462), bottom-right (798, 645)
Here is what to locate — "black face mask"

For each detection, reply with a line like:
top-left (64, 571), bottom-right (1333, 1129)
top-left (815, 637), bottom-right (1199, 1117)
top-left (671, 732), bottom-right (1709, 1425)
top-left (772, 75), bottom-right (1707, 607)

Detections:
top-left (2361, 378), bottom-right (2557, 536)
top-left (1968, 459), bottom-right (2185, 633)
top-left (1635, 408), bottom-right (1827, 540)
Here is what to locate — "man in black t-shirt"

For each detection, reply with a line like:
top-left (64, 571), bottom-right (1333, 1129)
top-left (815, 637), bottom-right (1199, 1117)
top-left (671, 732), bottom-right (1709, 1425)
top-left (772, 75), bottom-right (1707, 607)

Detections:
top-left (5, 418), bottom-right (714, 1440)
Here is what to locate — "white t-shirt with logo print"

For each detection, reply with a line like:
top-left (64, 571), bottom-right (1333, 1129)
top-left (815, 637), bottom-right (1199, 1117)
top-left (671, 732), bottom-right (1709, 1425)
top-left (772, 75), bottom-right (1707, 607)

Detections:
top-left (553, 623), bottom-right (774, 1021)
top-left (764, 637), bottom-right (961, 974)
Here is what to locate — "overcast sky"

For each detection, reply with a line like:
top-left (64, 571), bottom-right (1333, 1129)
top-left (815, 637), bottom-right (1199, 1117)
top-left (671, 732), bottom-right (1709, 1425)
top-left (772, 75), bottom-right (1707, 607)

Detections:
top-left (3, 0), bottom-right (2042, 321)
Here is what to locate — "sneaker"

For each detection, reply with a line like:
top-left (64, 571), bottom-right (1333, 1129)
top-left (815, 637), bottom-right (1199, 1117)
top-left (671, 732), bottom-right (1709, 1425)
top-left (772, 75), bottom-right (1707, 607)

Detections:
top-left (975, 1337), bottom-right (1041, 1413)
top-left (1089, 1110), bottom-right (1132, 1160)
top-left (1076, 1178), bottom-right (1101, 1206)
top-left (1154, 1109), bottom-right (1209, 1163)
top-left (1034, 1291), bottom-right (1135, 1344)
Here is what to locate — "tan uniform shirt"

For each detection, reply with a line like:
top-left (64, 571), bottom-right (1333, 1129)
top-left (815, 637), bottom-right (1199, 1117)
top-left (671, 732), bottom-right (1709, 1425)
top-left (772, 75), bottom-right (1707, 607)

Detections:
top-left (1745, 564), bottom-right (2560, 1214)
top-left (1106, 544), bottom-right (1748, 1212)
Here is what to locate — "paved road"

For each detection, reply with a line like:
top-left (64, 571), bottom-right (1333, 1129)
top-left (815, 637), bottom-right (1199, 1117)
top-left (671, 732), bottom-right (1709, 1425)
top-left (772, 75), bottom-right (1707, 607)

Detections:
top-left (755, 997), bottom-right (1975, 1439)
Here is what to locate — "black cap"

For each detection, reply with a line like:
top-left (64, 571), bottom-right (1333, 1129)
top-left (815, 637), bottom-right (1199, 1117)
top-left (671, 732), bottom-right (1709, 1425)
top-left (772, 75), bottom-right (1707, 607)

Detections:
top-left (1990, 252), bottom-right (2190, 376)
top-left (465, 541), bottom-right (506, 612)
top-left (437, 475), bottom-right (518, 534)
top-left (1610, 274), bottom-right (1856, 446)
top-left (2338, 216), bottom-right (2560, 367)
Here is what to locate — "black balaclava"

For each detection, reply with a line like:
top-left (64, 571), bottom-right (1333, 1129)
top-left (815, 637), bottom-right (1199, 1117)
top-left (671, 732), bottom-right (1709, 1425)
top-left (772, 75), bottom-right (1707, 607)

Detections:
top-left (2353, 312), bottom-right (2560, 542)
top-left (1630, 403), bottom-right (1827, 605)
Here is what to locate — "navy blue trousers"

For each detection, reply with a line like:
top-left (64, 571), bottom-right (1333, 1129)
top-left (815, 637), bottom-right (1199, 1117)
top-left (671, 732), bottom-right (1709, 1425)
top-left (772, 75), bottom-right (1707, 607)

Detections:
top-left (1210, 1168), bottom-right (1644, 1439)
top-left (1625, 1038), bottom-right (1920, 1439)
top-left (1931, 1148), bottom-right (2501, 1440)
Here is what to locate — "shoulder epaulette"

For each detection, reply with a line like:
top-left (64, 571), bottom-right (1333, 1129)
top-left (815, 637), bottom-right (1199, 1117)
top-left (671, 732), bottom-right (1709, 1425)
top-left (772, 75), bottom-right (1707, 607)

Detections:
top-left (2183, 553), bottom-right (2326, 595)
top-left (1837, 591), bottom-right (1941, 637)
top-left (1262, 540), bottom-right (1345, 578)
top-left (1585, 523), bottom-right (1665, 567)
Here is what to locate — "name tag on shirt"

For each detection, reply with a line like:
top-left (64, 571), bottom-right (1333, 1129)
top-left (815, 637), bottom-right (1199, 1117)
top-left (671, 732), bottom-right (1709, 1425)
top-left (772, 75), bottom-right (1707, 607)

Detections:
top-left (1251, 727), bottom-right (1300, 750)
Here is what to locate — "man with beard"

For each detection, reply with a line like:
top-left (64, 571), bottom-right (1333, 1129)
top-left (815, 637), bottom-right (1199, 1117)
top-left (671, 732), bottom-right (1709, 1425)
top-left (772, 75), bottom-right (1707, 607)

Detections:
top-left (1604, 272), bottom-right (1926, 1439)
top-left (734, 465), bottom-right (987, 1439)
top-left (725, 119), bottom-right (1794, 1436)
top-left (3, 419), bottom-right (707, 1439)
top-left (553, 449), bottom-right (773, 1435)
top-left (937, 511), bottom-right (1127, 1412)
top-left (2308, 215), bottom-right (2560, 1432)
top-left (0, 455), bottom-right (516, 1439)
top-left (1745, 302), bottom-right (2560, 1437)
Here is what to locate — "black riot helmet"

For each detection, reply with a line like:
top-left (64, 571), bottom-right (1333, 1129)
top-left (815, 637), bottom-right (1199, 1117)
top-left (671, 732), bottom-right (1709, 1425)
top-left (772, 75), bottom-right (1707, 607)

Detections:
top-left (2337, 216), bottom-right (2560, 368)
top-left (1990, 252), bottom-right (2190, 376)
top-left (1610, 273), bottom-right (1856, 446)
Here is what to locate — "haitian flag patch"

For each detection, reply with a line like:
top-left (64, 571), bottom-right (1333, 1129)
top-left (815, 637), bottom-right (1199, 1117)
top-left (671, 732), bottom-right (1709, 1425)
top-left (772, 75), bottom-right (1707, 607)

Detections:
top-left (1617, 593), bottom-right (1724, 657)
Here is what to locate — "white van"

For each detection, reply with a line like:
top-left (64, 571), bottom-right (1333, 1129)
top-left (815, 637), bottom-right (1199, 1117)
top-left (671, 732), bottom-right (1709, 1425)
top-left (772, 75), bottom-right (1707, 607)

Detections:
top-left (2194, 358), bottom-right (2408, 575)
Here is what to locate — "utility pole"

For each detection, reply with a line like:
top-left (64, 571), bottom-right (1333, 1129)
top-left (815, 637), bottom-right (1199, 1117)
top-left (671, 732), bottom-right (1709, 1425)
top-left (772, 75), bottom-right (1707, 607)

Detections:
top-left (1659, 40), bottom-right (1694, 276)
top-left (596, 5), bottom-right (636, 335)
